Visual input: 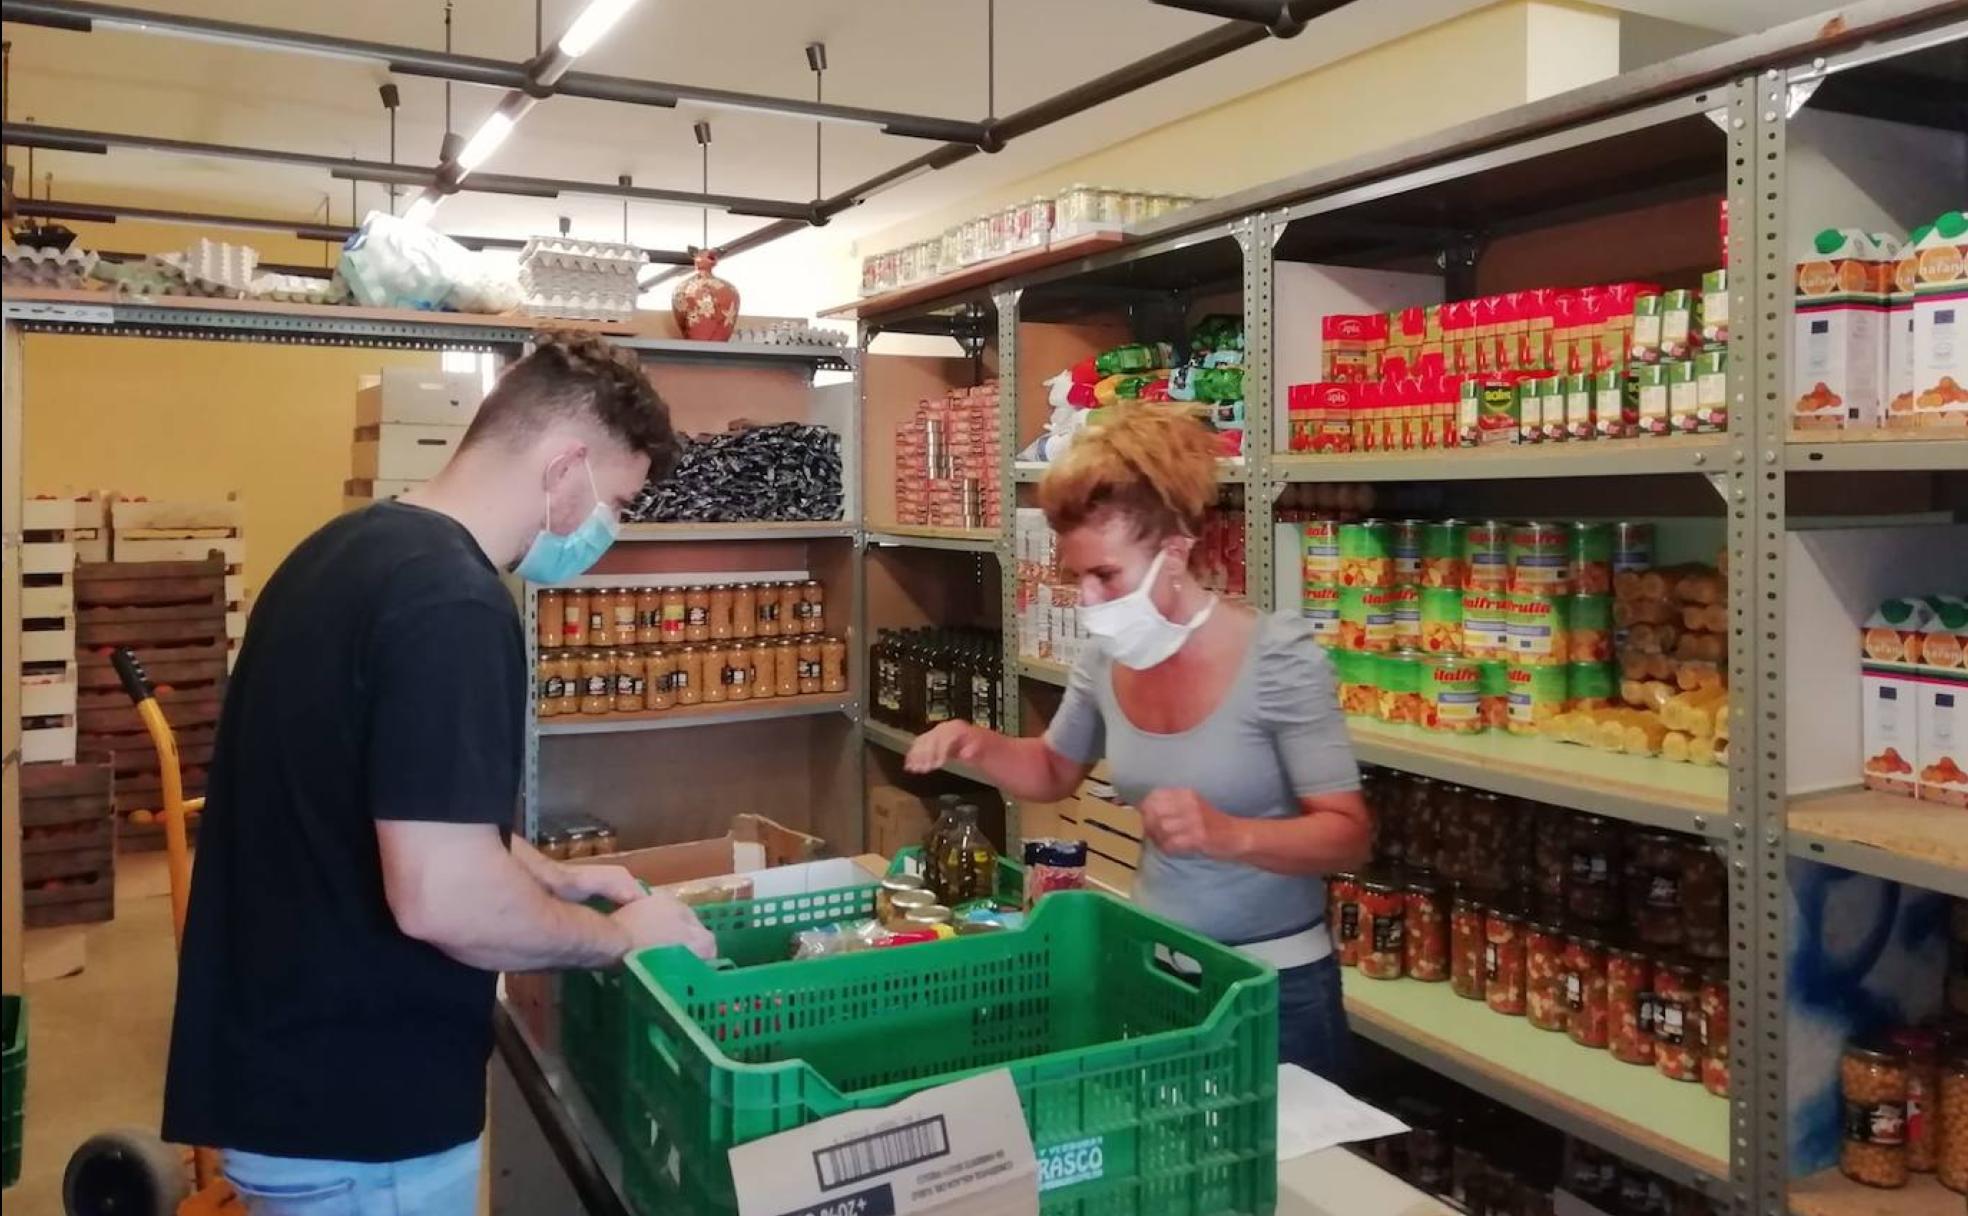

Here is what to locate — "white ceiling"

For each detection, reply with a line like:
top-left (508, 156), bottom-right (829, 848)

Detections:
top-left (3, 0), bottom-right (1809, 309)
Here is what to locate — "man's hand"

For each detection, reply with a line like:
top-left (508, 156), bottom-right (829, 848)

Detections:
top-left (905, 720), bottom-right (984, 774)
top-left (1139, 788), bottom-right (1242, 860)
top-left (611, 889), bottom-right (717, 960)
top-left (552, 862), bottom-right (646, 907)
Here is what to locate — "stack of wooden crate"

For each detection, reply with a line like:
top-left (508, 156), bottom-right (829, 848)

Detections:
top-left (345, 368), bottom-right (483, 510)
top-left (18, 496), bottom-right (102, 763)
top-left (74, 555), bottom-right (230, 850)
top-left (20, 762), bottom-right (116, 927)
top-left (108, 495), bottom-right (246, 668)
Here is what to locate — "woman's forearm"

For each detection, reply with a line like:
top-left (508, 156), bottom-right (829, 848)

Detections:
top-left (1215, 794), bottom-right (1373, 876)
top-left (967, 731), bottom-right (1086, 803)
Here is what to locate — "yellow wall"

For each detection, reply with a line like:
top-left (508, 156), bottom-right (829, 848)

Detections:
top-left (14, 197), bottom-right (438, 598)
top-left (855, 1), bottom-right (1617, 258)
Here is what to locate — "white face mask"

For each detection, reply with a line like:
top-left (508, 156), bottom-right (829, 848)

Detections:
top-left (1079, 549), bottom-right (1216, 670)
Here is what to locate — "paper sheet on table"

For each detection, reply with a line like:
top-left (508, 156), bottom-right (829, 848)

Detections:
top-left (1275, 1064), bottom-right (1408, 1161)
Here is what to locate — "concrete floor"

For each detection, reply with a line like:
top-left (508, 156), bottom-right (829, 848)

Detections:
top-left (15, 853), bottom-right (180, 1215)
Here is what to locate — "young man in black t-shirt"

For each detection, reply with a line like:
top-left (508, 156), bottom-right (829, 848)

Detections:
top-left (162, 332), bottom-right (714, 1213)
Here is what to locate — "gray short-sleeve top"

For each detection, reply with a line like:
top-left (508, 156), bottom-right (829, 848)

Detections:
top-left (1043, 611), bottom-right (1360, 945)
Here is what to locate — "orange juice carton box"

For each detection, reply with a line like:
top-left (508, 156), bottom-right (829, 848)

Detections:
top-left (1793, 228), bottom-right (1898, 431)
top-left (1886, 227), bottom-right (1923, 427)
top-left (1916, 596), bottom-right (1968, 675)
top-left (1862, 596), bottom-right (1934, 666)
top-left (1861, 664), bottom-right (1919, 798)
top-left (1914, 671), bottom-right (1968, 806)
top-left (1911, 210), bottom-right (1968, 427)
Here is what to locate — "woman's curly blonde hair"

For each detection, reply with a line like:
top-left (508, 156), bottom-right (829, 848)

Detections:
top-left (1037, 404), bottom-right (1219, 542)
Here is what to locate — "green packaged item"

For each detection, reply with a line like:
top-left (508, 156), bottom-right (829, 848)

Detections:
top-left (1339, 521), bottom-right (1393, 589)
top-left (1375, 649), bottom-right (1426, 727)
top-left (1506, 662), bottom-right (1570, 735)
top-left (1569, 661), bottom-right (1618, 706)
top-left (1420, 587), bottom-right (1464, 654)
top-left (1570, 523), bottom-right (1614, 595)
top-left (1461, 589), bottom-right (1511, 659)
top-left (1506, 592), bottom-right (1571, 666)
top-left (1570, 594), bottom-right (1614, 661)
top-left (1391, 584), bottom-right (1422, 649)
top-left (1391, 520), bottom-right (1424, 584)
top-left (1190, 313), bottom-right (1244, 354)
top-left (1095, 342), bottom-right (1171, 375)
top-left (1192, 365), bottom-right (1245, 403)
top-left (1339, 585), bottom-right (1394, 652)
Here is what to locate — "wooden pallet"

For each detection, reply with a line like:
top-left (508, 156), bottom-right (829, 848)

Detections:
top-left (20, 761), bottom-right (116, 913)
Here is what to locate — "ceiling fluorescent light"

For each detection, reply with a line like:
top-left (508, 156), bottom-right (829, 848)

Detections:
top-left (456, 110), bottom-right (518, 173)
top-left (557, 0), bottom-right (640, 58)
top-left (404, 194), bottom-right (442, 226)
top-left (692, 95), bottom-right (883, 130)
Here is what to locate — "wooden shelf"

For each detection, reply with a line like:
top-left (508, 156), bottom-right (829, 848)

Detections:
top-left (863, 720), bottom-right (998, 787)
top-left (1018, 657), bottom-right (1070, 687)
top-left (537, 692), bottom-right (852, 737)
top-left (866, 525), bottom-right (999, 552)
top-left (1346, 718), bottom-right (1729, 838)
top-left (1343, 973), bottom-right (1730, 1190)
top-left (821, 232), bottom-right (1127, 321)
top-left (1015, 458), bottom-right (1247, 483)
top-left (1790, 1167), bottom-right (1965, 1215)
top-left (1787, 431), bottom-right (1968, 474)
top-left (1274, 434), bottom-right (1729, 483)
top-left (1787, 786), bottom-right (1968, 898)
top-left (616, 521), bottom-right (854, 542)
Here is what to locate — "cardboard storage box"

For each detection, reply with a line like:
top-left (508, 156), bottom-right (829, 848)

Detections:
top-left (351, 424), bottom-right (465, 481)
top-left (355, 368), bottom-right (485, 428)
top-left (868, 786), bottom-right (934, 858)
top-left (1916, 673), bottom-right (1967, 805)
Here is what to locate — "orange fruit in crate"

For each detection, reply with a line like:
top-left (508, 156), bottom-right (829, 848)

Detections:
top-left (129, 809), bottom-right (155, 825)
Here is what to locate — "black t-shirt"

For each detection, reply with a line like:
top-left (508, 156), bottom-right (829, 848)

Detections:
top-left (162, 501), bottom-right (525, 1162)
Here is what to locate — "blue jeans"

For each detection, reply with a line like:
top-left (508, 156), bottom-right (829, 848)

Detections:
top-left (222, 1138), bottom-right (480, 1216)
top-left (1278, 956), bottom-right (1349, 1084)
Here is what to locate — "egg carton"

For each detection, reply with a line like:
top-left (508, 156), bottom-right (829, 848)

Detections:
top-left (518, 270), bottom-right (640, 301)
top-left (177, 238), bottom-right (258, 297)
top-left (517, 236), bottom-right (644, 276)
top-left (89, 257), bottom-right (185, 296)
top-left (250, 271), bottom-right (351, 305)
top-left (2, 245), bottom-right (101, 288)
top-left (732, 322), bottom-right (851, 348)
top-left (521, 291), bottom-right (637, 323)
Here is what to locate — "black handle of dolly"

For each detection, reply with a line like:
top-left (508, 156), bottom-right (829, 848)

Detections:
top-left (111, 647), bottom-right (155, 706)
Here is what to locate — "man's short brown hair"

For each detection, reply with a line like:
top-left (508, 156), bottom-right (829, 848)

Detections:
top-left (461, 330), bottom-right (679, 480)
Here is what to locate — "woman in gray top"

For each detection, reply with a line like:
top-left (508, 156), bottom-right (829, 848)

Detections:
top-left (906, 404), bottom-right (1372, 1080)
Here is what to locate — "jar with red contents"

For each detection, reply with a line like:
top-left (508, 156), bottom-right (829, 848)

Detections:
top-left (1358, 877), bottom-right (1406, 980)
top-left (1525, 920), bottom-right (1569, 1032)
top-left (1404, 872), bottom-right (1450, 982)
top-left (1607, 945), bottom-right (1657, 1066)
top-left (1700, 962), bottom-right (1732, 1099)
top-left (1329, 873), bottom-right (1364, 967)
top-left (1653, 959), bottom-right (1702, 1082)
top-left (1562, 932), bottom-right (1611, 1049)
top-left (1484, 908), bottom-right (1528, 1016)
top-left (1451, 890), bottom-right (1489, 1000)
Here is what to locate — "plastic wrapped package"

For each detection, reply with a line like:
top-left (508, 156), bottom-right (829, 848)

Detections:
top-left (340, 210), bottom-right (517, 313)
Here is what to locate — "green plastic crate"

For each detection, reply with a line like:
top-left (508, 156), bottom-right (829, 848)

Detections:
top-left (620, 891), bottom-right (1278, 1216)
top-left (3, 995), bottom-right (24, 1189)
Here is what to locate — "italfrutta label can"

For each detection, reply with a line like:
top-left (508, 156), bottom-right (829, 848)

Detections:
top-left (1509, 522), bottom-right (1574, 595)
top-left (1422, 521), bottom-right (1468, 589)
top-left (1339, 586), bottom-right (1394, 652)
top-left (1334, 648), bottom-right (1377, 716)
top-left (1571, 523), bottom-right (1614, 595)
top-left (1569, 660), bottom-right (1618, 708)
top-left (1570, 595), bottom-right (1614, 662)
top-left (1392, 519), bottom-right (1425, 584)
top-left (1339, 521), bottom-right (1393, 588)
top-left (1302, 582), bottom-right (1341, 647)
top-left (1391, 584), bottom-right (1422, 649)
top-left (1507, 663), bottom-right (1570, 735)
top-left (1479, 659), bottom-right (1510, 729)
top-left (1613, 522), bottom-right (1655, 574)
top-left (1301, 518), bottom-right (1341, 584)
top-left (1508, 593), bottom-right (1572, 665)
top-left (1424, 656), bottom-right (1485, 734)
top-left (1465, 520), bottom-right (1510, 591)
top-left (1462, 589), bottom-right (1511, 659)
top-left (1420, 588), bottom-right (1465, 654)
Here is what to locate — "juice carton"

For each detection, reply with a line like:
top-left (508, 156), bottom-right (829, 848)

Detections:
top-left (1792, 228), bottom-right (1898, 431)
top-left (1700, 269), bottom-right (1729, 347)
top-left (1863, 596), bottom-right (1936, 666)
top-left (1630, 292), bottom-right (1663, 364)
top-left (1660, 361), bottom-right (1695, 438)
top-left (1516, 375), bottom-right (1547, 444)
top-left (1916, 596), bottom-right (1967, 674)
top-left (1660, 289), bottom-right (1700, 360)
top-left (1684, 349), bottom-right (1729, 435)
top-left (1598, 283), bottom-right (1657, 372)
top-left (1886, 229), bottom-right (1923, 427)
top-left (1595, 369), bottom-right (1632, 439)
top-left (1320, 314), bottom-right (1388, 383)
top-left (1563, 373), bottom-right (1594, 441)
top-left (1914, 672), bottom-right (1967, 806)
top-left (1477, 375), bottom-right (1520, 446)
top-left (1633, 365), bottom-right (1670, 437)
top-left (1861, 665), bottom-right (1918, 797)
top-left (1910, 210), bottom-right (1967, 427)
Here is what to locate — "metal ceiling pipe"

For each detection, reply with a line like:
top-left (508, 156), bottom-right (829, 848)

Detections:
top-left (21, 207), bottom-right (701, 261)
top-left (12, 197), bottom-right (697, 262)
top-left (1150, 0), bottom-right (1313, 38)
top-left (0, 0), bottom-right (991, 144)
top-left (3, 121), bottom-right (816, 218)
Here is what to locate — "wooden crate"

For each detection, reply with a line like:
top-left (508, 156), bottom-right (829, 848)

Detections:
top-left (106, 495), bottom-right (247, 659)
top-left (24, 872), bottom-right (114, 929)
top-left (20, 762), bottom-right (115, 921)
top-left (22, 817), bottom-right (114, 884)
top-left (21, 498), bottom-right (90, 761)
top-left (24, 494), bottom-right (108, 561)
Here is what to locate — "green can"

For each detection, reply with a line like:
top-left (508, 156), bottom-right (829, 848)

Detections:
top-left (1569, 661), bottom-right (1617, 707)
top-left (1391, 584), bottom-right (1422, 649)
top-left (1375, 649), bottom-right (1426, 727)
top-left (1302, 582), bottom-right (1341, 647)
top-left (1301, 518), bottom-right (1341, 583)
top-left (1506, 663), bottom-right (1570, 735)
top-left (1339, 585), bottom-right (1394, 652)
top-left (1478, 658), bottom-right (1510, 730)
top-left (1465, 520), bottom-right (1510, 590)
top-left (1461, 588), bottom-right (1511, 659)
top-left (1569, 594), bottom-right (1614, 662)
top-left (1570, 523), bottom-right (1614, 595)
top-left (1421, 521), bottom-right (1468, 589)
top-left (1420, 587), bottom-right (1464, 654)
top-left (1333, 648), bottom-right (1376, 717)
top-left (1506, 593), bottom-right (1571, 665)
top-left (1338, 521), bottom-right (1393, 588)
top-left (1391, 520), bottom-right (1425, 584)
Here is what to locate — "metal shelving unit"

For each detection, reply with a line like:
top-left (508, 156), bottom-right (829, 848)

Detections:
top-left (863, 526), bottom-right (999, 552)
top-left (537, 693), bottom-right (855, 738)
top-left (843, 8), bottom-right (1968, 1215)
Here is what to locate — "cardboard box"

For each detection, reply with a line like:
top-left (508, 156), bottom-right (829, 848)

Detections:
top-left (1915, 673), bottom-right (1967, 806)
top-left (351, 423), bottom-right (466, 481)
top-left (1887, 238), bottom-right (1920, 426)
top-left (355, 368), bottom-right (485, 427)
top-left (1861, 666), bottom-right (1918, 797)
top-left (1634, 364), bottom-right (1671, 437)
top-left (869, 786), bottom-right (934, 859)
top-left (1792, 229), bottom-right (1897, 431)
top-left (1910, 211), bottom-right (1967, 428)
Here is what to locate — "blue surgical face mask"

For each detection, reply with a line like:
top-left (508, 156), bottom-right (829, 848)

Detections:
top-left (513, 458), bottom-right (620, 585)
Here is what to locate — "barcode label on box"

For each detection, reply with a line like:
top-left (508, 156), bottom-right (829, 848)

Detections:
top-left (815, 1117), bottom-right (950, 1190)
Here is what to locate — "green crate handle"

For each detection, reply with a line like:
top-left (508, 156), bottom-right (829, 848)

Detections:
top-left (644, 1017), bottom-right (685, 1076)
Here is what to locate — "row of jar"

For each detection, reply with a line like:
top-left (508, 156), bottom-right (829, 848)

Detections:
top-left (1333, 870), bottom-right (1728, 1097)
top-left (1361, 768), bottom-right (1727, 957)
top-left (1839, 1021), bottom-right (1968, 1192)
top-left (536, 581), bottom-right (826, 650)
top-left (535, 639), bottom-right (847, 716)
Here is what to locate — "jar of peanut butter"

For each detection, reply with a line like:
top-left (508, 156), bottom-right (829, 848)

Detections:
top-left (646, 648), bottom-right (677, 710)
top-left (684, 586), bottom-right (711, 642)
top-left (536, 653), bottom-right (562, 717)
top-left (611, 593), bottom-right (639, 647)
top-left (588, 589), bottom-right (613, 643)
top-left (724, 643), bottom-right (752, 702)
top-left (660, 587), bottom-right (687, 643)
top-left (636, 587), bottom-right (663, 645)
top-left (802, 580), bottom-right (826, 634)
top-left (774, 639), bottom-right (798, 697)
top-left (755, 583), bottom-right (781, 637)
top-left (553, 654), bottom-right (581, 715)
top-left (777, 582), bottom-right (803, 636)
top-left (731, 583), bottom-right (756, 639)
top-left (747, 643), bottom-right (774, 701)
top-left (579, 650), bottom-right (614, 715)
top-left (699, 644), bottom-right (726, 704)
top-left (613, 649), bottom-right (644, 709)
top-left (563, 589), bottom-right (590, 647)
top-left (820, 636), bottom-right (847, 692)
top-left (537, 590), bottom-right (563, 650)
top-left (709, 584), bottom-right (734, 641)
top-left (797, 640), bottom-right (822, 694)
top-left (674, 646), bottom-right (703, 706)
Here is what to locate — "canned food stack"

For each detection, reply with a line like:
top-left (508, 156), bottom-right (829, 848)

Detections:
top-left (533, 583), bottom-right (845, 718)
top-left (1331, 766), bottom-right (1731, 1101)
top-left (1317, 518), bottom-right (1623, 742)
top-left (1013, 508), bottom-right (1084, 666)
top-left (1837, 898), bottom-right (1968, 1193)
top-left (892, 384), bottom-right (1002, 530)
